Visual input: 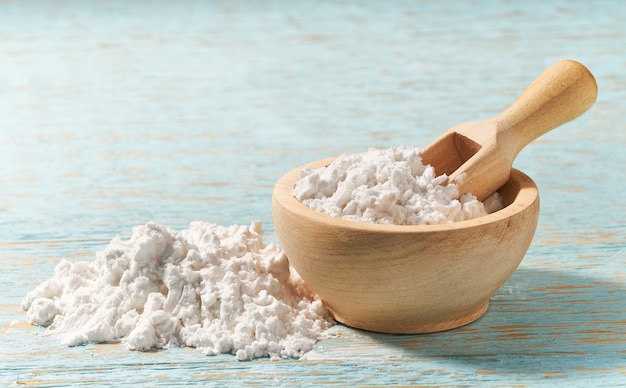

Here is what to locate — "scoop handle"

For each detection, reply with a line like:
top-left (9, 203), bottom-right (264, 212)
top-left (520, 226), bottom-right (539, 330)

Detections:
top-left (496, 60), bottom-right (598, 156)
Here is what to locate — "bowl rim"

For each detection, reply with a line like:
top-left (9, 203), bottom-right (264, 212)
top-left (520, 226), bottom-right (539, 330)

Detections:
top-left (273, 156), bottom-right (539, 234)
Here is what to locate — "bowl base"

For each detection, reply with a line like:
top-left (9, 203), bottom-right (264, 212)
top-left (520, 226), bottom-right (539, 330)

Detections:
top-left (331, 301), bottom-right (490, 334)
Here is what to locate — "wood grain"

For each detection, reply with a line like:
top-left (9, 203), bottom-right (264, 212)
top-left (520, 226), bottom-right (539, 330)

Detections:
top-left (1, 1), bottom-right (625, 386)
top-left (273, 161), bottom-right (539, 334)
top-left (420, 59), bottom-right (598, 201)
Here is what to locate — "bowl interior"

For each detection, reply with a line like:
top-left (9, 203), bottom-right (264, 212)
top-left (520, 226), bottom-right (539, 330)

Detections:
top-left (273, 156), bottom-right (536, 233)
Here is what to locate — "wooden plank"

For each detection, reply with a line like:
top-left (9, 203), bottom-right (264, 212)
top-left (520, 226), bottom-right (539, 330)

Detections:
top-left (1, 0), bottom-right (625, 386)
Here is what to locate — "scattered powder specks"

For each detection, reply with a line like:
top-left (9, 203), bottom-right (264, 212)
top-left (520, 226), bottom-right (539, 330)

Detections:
top-left (294, 146), bottom-right (503, 225)
top-left (22, 221), bottom-right (334, 361)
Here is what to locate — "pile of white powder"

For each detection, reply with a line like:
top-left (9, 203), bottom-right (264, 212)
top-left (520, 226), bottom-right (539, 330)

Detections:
top-left (294, 146), bottom-right (503, 225)
top-left (22, 221), bottom-right (333, 361)
top-left (22, 145), bottom-right (502, 361)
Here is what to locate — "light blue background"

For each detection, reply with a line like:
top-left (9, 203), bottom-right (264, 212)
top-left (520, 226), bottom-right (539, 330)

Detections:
top-left (1, 1), bottom-right (624, 386)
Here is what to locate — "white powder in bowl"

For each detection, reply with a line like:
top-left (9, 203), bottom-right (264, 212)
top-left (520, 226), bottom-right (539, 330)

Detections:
top-left (22, 221), bottom-right (334, 361)
top-left (293, 146), bottom-right (503, 225)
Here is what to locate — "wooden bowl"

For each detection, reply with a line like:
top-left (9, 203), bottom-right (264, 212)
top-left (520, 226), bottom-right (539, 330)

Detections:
top-left (272, 157), bottom-right (540, 334)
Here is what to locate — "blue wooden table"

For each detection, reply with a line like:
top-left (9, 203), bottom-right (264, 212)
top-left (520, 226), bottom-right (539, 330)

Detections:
top-left (1, 1), bottom-right (625, 386)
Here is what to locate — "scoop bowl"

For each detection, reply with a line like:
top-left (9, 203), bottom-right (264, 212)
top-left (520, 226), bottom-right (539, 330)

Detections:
top-left (272, 157), bottom-right (540, 334)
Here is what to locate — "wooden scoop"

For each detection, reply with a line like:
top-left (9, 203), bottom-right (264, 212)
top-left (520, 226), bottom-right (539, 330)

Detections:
top-left (420, 60), bottom-right (598, 201)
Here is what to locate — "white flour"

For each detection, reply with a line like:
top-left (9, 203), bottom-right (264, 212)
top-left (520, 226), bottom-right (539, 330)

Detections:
top-left (294, 146), bottom-right (503, 225)
top-left (22, 221), bottom-right (334, 361)
top-left (22, 146), bottom-right (501, 360)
